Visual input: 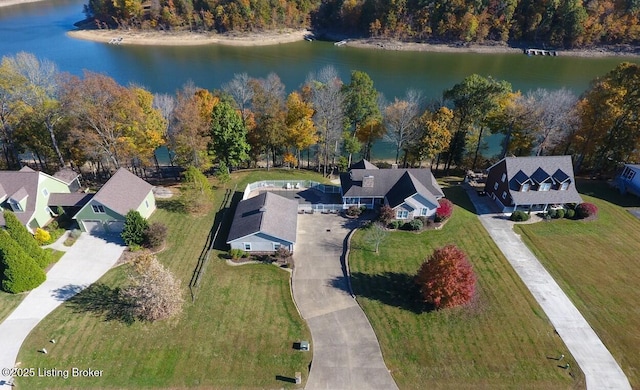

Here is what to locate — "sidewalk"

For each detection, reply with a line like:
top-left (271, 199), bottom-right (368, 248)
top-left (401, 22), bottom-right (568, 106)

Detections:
top-left (466, 187), bottom-right (631, 390)
top-left (0, 234), bottom-right (125, 388)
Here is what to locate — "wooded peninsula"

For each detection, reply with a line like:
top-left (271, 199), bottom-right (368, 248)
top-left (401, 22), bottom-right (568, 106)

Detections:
top-left (83, 0), bottom-right (640, 49)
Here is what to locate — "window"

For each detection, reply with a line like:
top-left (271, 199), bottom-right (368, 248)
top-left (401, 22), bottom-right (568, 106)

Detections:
top-left (539, 182), bottom-right (551, 191)
top-left (396, 210), bottom-right (409, 219)
top-left (243, 243), bottom-right (252, 251)
top-left (145, 200), bottom-right (149, 208)
top-left (494, 182), bottom-right (499, 190)
top-left (273, 243), bottom-right (281, 251)
top-left (521, 183), bottom-right (530, 192)
top-left (560, 182), bottom-right (569, 190)
top-left (10, 202), bottom-right (23, 212)
top-left (42, 188), bottom-right (49, 197)
top-left (502, 191), bottom-right (507, 200)
top-left (501, 173), bottom-right (506, 182)
top-left (92, 204), bottom-right (105, 213)
top-left (420, 208), bottom-right (428, 216)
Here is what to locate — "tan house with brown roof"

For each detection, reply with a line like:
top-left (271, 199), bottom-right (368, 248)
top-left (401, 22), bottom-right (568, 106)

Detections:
top-left (73, 168), bottom-right (156, 234)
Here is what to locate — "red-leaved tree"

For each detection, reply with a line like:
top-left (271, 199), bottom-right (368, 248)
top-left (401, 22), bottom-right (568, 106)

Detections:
top-left (435, 199), bottom-right (454, 221)
top-left (378, 204), bottom-right (395, 224)
top-left (415, 245), bottom-right (476, 309)
top-left (576, 202), bottom-right (598, 219)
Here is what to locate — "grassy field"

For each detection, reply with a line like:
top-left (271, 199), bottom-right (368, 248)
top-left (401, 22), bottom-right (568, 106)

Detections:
top-left (515, 180), bottom-right (640, 388)
top-left (16, 169), bottom-right (328, 389)
top-left (0, 249), bottom-right (66, 323)
top-left (349, 180), bottom-right (584, 389)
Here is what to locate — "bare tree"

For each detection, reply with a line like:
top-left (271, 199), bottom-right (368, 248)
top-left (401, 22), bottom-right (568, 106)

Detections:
top-left (364, 222), bottom-right (388, 254)
top-left (153, 92), bottom-right (176, 136)
top-left (523, 88), bottom-right (579, 156)
top-left (383, 89), bottom-right (423, 165)
top-left (307, 66), bottom-right (345, 176)
top-left (122, 254), bottom-right (183, 322)
top-left (223, 72), bottom-right (254, 126)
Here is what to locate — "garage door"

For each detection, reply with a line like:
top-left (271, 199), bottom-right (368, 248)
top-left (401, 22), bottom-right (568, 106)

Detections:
top-left (105, 220), bottom-right (125, 233)
top-left (82, 220), bottom-right (104, 234)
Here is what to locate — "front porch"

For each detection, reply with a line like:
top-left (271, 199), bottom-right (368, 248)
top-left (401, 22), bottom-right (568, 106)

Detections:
top-left (342, 197), bottom-right (383, 209)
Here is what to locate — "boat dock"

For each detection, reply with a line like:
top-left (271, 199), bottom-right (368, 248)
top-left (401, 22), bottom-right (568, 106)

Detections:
top-left (525, 48), bottom-right (557, 56)
top-left (334, 40), bottom-right (347, 46)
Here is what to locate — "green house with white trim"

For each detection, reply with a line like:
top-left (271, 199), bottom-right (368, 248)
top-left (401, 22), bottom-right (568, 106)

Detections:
top-left (0, 166), bottom-right (76, 233)
top-left (73, 168), bottom-right (156, 234)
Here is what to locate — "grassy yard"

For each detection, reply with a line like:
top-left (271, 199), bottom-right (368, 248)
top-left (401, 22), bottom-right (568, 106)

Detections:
top-left (515, 180), bottom-right (640, 388)
top-left (349, 181), bottom-right (583, 389)
top-left (0, 249), bottom-right (66, 323)
top-left (16, 169), bottom-right (328, 389)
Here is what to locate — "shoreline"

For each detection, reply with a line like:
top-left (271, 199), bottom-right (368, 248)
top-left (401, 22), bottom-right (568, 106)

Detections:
top-left (0, 0), bottom-right (43, 7)
top-left (67, 28), bottom-right (640, 58)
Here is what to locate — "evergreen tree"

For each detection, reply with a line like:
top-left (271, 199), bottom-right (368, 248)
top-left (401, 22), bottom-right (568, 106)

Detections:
top-left (0, 230), bottom-right (45, 293)
top-left (4, 211), bottom-right (51, 269)
top-left (121, 210), bottom-right (149, 247)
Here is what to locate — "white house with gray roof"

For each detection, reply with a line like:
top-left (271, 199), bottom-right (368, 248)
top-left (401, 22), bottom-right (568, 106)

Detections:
top-left (227, 192), bottom-right (298, 253)
top-left (339, 160), bottom-right (445, 219)
top-left (484, 156), bottom-right (583, 213)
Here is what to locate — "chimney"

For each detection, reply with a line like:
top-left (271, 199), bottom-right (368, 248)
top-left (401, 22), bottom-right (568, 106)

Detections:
top-left (391, 163), bottom-right (398, 169)
top-left (363, 175), bottom-right (374, 188)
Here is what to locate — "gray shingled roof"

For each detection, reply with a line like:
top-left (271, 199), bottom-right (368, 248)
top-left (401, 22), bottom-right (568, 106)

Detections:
top-left (340, 168), bottom-right (444, 203)
top-left (53, 168), bottom-right (80, 184)
top-left (48, 193), bottom-right (94, 207)
top-left (499, 156), bottom-right (583, 205)
top-left (227, 192), bottom-right (298, 244)
top-left (92, 168), bottom-right (153, 216)
top-left (385, 171), bottom-right (440, 208)
top-left (0, 169), bottom-right (40, 226)
top-left (349, 159), bottom-right (378, 170)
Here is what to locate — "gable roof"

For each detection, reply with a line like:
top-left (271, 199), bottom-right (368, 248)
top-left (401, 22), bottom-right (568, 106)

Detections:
top-left (90, 168), bottom-right (153, 216)
top-left (53, 168), bottom-right (80, 185)
top-left (48, 192), bottom-right (94, 207)
top-left (340, 168), bottom-right (444, 204)
top-left (349, 159), bottom-right (378, 170)
top-left (0, 168), bottom-right (41, 226)
top-left (227, 192), bottom-right (298, 244)
top-left (491, 156), bottom-right (583, 205)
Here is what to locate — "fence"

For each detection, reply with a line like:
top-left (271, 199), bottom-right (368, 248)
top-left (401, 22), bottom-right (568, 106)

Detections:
top-left (242, 180), bottom-right (340, 200)
top-left (297, 203), bottom-right (343, 214)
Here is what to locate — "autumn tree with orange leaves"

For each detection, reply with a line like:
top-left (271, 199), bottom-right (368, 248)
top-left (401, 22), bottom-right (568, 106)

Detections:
top-left (415, 245), bottom-right (476, 309)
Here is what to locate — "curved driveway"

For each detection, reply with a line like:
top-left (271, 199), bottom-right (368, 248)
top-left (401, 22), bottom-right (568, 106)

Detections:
top-left (467, 188), bottom-right (631, 390)
top-left (292, 214), bottom-right (398, 390)
top-left (0, 234), bottom-right (125, 389)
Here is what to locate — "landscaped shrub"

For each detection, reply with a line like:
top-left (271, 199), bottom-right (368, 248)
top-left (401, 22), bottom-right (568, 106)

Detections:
top-left (510, 210), bottom-right (530, 222)
top-left (555, 209), bottom-right (565, 219)
top-left (417, 216), bottom-right (432, 228)
top-left (547, 209), bottom-right (557, 219)
top-left (346, 205), bottom-right (362, 217)
top-left (229, 249), bottom-right (246, 260)
top-left (4, 211), bottom-right (51, 269)
top-left (408, 218), bottom-right (423, 231)
top-left (435, 199), bottom-right (454, 222)
top-left (34, 228), bottom-right (51, 245)
top-left (565, 209), bottom-right (576, 219)
top-left (143, 222), bottom-right (168, 249)
top-left (415, 245), bottom-right (476, 309)
top-left (576, 202), bottom-right (598, 219)
top-left (378, 205), bottom-right (395, 224)
top-left (121, 210), bottom-right (149, 247)
top-left (0, 230), bottom-right (45, 293)
top-left (388, 220), bottom-right (402, 229)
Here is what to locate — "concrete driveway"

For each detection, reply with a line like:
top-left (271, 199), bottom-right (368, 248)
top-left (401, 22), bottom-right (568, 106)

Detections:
top-left (292, 214), bottom-right (398, 390)
top-left (0, 234), bottom-right (125, 388)
top-left (466, 188), bottom-right (631, 390)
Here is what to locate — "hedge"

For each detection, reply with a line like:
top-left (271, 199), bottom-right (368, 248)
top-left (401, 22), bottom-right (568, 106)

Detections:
top-left (4, 211), bottom-right (51, 269)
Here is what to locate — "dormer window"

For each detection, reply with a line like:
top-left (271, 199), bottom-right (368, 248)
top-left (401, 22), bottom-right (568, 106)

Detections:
top-left (10, 202), bottom-right (23, 212)
top-left (560, 182), bottom-right (569, 190)
top-left (521, 182), bottom-right (530, 192)
top-left (539, 182), bottom-right (551, 191)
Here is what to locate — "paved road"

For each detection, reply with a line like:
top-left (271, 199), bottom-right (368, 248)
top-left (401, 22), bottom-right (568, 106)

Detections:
top-left (467, 189), bottom-right (631, 390)
top-left (0, 234), bottom-right (125, 388)
top-left (292, 214), bottom-right (398, 390)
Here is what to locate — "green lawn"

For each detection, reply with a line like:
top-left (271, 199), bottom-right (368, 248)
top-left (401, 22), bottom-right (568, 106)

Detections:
top-left (16, 169), bottom-right (327, 389)
top-left (0, 249), bottom-right (65, 323)
top-left (349, 181), bottom-right (583, 389)
top-left (515, 180), bottom-right (640, 388)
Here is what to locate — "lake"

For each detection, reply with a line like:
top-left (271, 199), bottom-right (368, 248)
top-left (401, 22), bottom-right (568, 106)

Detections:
top-left (1, 0), bottom-right (638, 159)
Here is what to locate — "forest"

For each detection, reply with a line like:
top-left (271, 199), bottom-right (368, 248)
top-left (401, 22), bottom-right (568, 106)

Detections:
top-left (0, 52), bottom-right (638, 179)
top-left (83, 0), bottom-right (640, 48)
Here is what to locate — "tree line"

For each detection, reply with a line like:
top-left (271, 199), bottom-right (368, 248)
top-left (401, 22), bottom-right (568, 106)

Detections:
top-left (1, 51), bottom-right (638, 177)
top-left (84, 0), bottom-right (640, 48)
